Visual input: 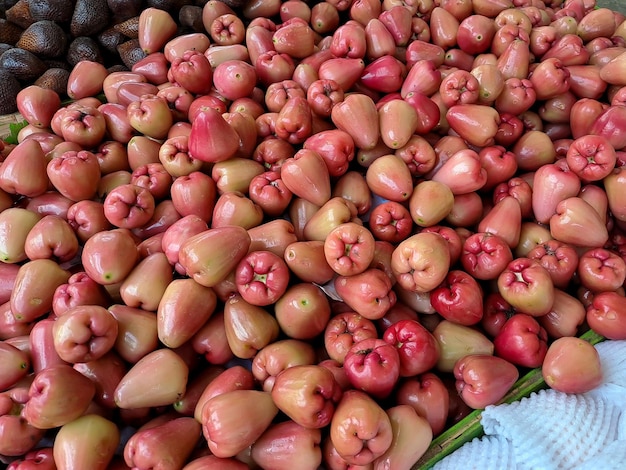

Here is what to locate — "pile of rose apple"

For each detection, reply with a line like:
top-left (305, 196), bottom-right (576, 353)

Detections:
top-left (2, 0), bottom-right (626, 468)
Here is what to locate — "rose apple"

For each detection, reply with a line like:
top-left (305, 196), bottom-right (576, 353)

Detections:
top-left (454, 354), bottom-right (519, 409)
top-left (382, 319), bottom-right (440, 377)
top-left (271, 365), bottom-right (343, 429)
top-left (343, 338), bottom-right (401, 399)
top-left (274, 282), bottom-right (331, 340)
top-left (329, 390), bottom-right (393, 466)
top-left (324, 311), bottom-right (378, 364)
top-left (334, 268), bottom-right (397, 320)
top-left (497, 258), bottom-right (555, 316)
top-left (430, 270), bottom-right (484, 326)
top-left (235, 250), bottom-right (290, 307)
top-left (251, 339), bottom-right (316, 392)
top-left (52, 305), bottom-right (118, 364)
top-left (391, 232), bottom-right (451, 293)
top-left (586, 291), bottom-right (626, 340)
top-left (202, 390), bottom-right (278, 458)
top-left (542, 337), bottom-right (603, 394)
top-left (396, 372), bottom-right (450, 436)
top-left (433, 320), bottom-right (494, 373)
top-left (461, 232), bottom-right (513, 281)
top-left (493, 313), bottom-right (548, 368)
top-left (251, 420), bottom-right (322, 470)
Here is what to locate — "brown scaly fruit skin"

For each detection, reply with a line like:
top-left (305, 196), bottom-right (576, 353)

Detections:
top-left (0, 44), bottom-right (13, 57)
top-left (0, 47), bottom-right (48, 81)
top-left (107, 0), bottom-right (142, 22)
top-left (98, 27), bottom-right (126, 55)
top-left (114, 16), bottom-right (140, 39)
top-left (178, 5), bottom-right (205, 33)
top-left (17, 20), bottom-right (69, 58)
top-left (117, 38), bottom-right (146, 69)
top-left (70, 0), bottom-right (111, 38)
top-left (66, 36), bottom-right (104, 66)
top-left (0, 18), bottom-right (23, 45)
top-left (0, 69), bottom-right (21, 114)
top-left (5, 0), bottom-right (35, 30)
top-left (28, 0), bottom-right (76, 22)
top-left (34, 67), bottom-right (71, 95)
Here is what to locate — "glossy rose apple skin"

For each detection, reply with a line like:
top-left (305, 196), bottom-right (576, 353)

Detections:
top-left (235, 250), bottom-right (290, 307)
top-left (271, 364), bottom-right (342, 429)
top-left (542, 337), bottom-right (603, 394)
top-left (433, 320), bottom-right (494, 373)
top-left (329, 390), bottom-right (393, 466)
top-left (0, 342), bottom-right (30, 391)
top-left (461, 232), bottom-right (513, 281)
top-left (251, 339), bottom-right (316, 392)
top-left (0, 396), bottom-right (46, 457)
top-left (324, 311), bottom-right (378, 364)
top-left (52, 304), bottom-right (118, 364)
top-left (343, 338), bottom-right (401, 399)
top-left (24, 214), bottom-right (79, 264)
top-left (52, 271), bottom-right (111, 317)
top-left (396, 372), bottom-right (450, 436)
top-left (577, 248), bottom-right (626, 293)
top-left (373, 404), bottom-right (432, 469)
top-left (124, 416), bottom-right (201, 470)
top-left (323, 222), bottom-right (375, 277)
top-left (430, 270), bottom-right (484, 326)
top-left (202, 390), bottom-right (278, 458)
top-left (382, 319), bottom-right (440, 377)
top-left (178, 226), bottom-right (251, 288)
top-left (47, 150), bottom-right (101, 202)
top-left (333, 268), bottom-right (397, 320)
top-left (81, 229), bottom-right (139, 285)
top-left (493, 313), bottom-right (549, 368)
top-left (6, 447), bottom-right (56, 469)
top-left (22, 364), bottom-right (96, 429)
top-left (114, 348), bottom-right (189, 409)
top-left (497, 257), bottom-right (555, 317)
top-left (54, 413), bottom-right (120, 470)
top-left (391, 232), bottom-right (451, 293)
top-left (526, 240), bottom-right (579, 290)
top-left (586, 291), bottom-right (626, 340)
top-left (454, 354), bottom-right (519, 409)
top-left (222, 292), bottom-right (280, 359)
top-left (192, 365), bottom-right (255, 423)
top-left (274, 282), bottom-right (331, 340)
